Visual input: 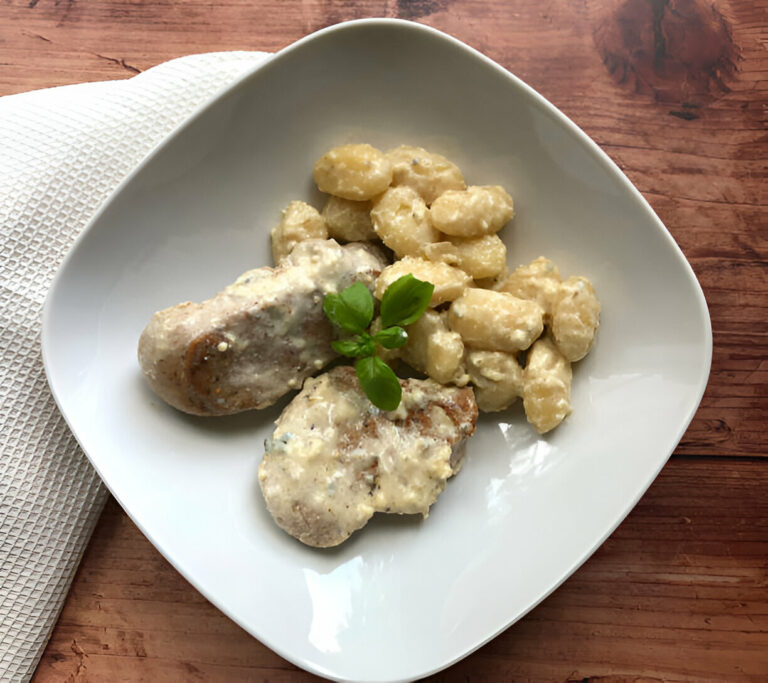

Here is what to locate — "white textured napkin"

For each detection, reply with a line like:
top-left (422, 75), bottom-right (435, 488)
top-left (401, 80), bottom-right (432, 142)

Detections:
top-left (0, 51), bottom-right (270, 681)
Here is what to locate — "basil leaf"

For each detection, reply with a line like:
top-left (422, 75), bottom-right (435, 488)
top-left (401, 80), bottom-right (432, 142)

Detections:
top-left (332, 337), bottom-right (365, 357)
top-left (323, 282), bottom-right (374, 333)
top-left (357, 332), bottom-right (377, 357)
top-left (374, 326), bottom-right (408, 350)
top-left (355, 356), bottom-right (402, 411)
top-left (379, 274), bottom-right (434, 328)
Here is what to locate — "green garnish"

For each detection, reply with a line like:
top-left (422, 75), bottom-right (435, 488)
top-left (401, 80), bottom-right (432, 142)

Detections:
top-left (372, 325), bottom-right (408, 350)
top-left (323, 281), bottom-right (374, 333)
top-left (354, 356), bottom-right (402, 411)
top-left (380, 274), bottom-right (435, 327)
top-left (324, 275), bottom-right (434, 410)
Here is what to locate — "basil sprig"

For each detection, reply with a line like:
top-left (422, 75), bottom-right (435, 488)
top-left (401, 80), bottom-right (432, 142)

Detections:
top-left (322, 282), bottom-right (373, 333)
top-left (323, 275), bottom-right (434, 410)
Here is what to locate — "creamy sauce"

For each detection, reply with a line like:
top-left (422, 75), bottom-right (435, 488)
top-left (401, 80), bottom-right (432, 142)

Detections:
top-left (137, 240), bottom-right (384, 415)
top-left (258, 367), bottom-right (476, 547)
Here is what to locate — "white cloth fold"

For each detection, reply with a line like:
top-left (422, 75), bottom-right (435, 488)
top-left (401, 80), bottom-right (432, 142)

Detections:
top-left (0, 51), bottom-right (270, 681)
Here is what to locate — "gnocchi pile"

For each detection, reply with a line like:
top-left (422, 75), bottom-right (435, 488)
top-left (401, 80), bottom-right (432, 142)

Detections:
top-left (270, 143), bottom-right (600, 434)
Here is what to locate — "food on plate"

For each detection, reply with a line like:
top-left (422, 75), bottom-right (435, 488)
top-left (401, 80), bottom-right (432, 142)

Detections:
top-left (321, 196), bottom-right (377, 242)
top-left (397, 310), bottom-right (468, 387)
top-left (137, 239), bottom-right (385, 416)
top-left (374, 256), bottom-right (471, 307)
top-left (490, 259), bottom-right (600, 430)
top-left (258, 365), bottom-right (478, 547)
top-left (386, 144), bottom-right (466, 204)
top-left (323, 275), bottom-right (433, 411)
top-left (139, 139), bottom-right (602, 548)
top-left (303, 142), bottom-right (599, 434)
top-left (550, 276), bottom-right (601, 362)
top-left (447, 288), bottom-right (544, 353)
top-left (429, 185), bottom-right (514, 237)
top-left (425, 234), bottom-right (508, 279)
top-left (313, 143), bottom-right (392, 200)
top-left (370, 185), bottom-right (440, 258)
top-left (522, 336), bottom-right (573, 434)
top-left (270, 200), bottom-right (328, 264)
top-left (496, 256), bottom-right (561, 323)
top-left (465, 350), bottom-right (523, 413)
top-left (141, 141), bottom-right (599, 433)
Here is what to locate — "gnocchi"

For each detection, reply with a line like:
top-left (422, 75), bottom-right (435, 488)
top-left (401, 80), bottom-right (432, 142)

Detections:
top-left (473, 268), bottom-right (510, 290)
top-left (551, 276), bottom-right (601, 362)
top-left (419, 241), bottom-right (460, 266)
top-left (448, 234), bottom-right (507, 279)
top-left (399, 310), bottom-right (468, 386)
top-left (386, 145), bottom-right (466, 204)
top-left (448, 288), bottom-right (544, 353)
top-left (313, 143), bottom-right (392, 200)
top-left (466, 350), bottom-right (523, 412)
top-left (498, 257), bottom-right (562, 321)
top-left (270, 200), bottom-right (328, 264)
top-left (430, 185), bottom-right (514, 237)
top-left (307, 141), bottom-right (600, 434)
top-left (522, 336), bottom-right (572, 434)
top-left (375, 256), bottom-right (471, 307)
top-left (370, 186), bottom-right (440, 258)
top-left (322, 196), bottom-right (377, 242)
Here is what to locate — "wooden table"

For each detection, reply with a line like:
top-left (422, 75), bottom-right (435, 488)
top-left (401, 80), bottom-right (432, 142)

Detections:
top-left (3, 0), bottom-right (765, 679)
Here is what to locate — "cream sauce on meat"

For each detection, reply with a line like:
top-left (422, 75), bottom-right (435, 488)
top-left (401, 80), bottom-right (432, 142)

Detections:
top-left (258, 366), bottom-right (477, 547)
top-left (137, 240), bottom-right (385, 415)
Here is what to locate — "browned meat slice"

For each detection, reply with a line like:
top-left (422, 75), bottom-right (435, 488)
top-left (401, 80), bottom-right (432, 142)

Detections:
top-left (137, 240), bottom-right (386, 416)
top-left (258, 365), bottom-right (478, 547)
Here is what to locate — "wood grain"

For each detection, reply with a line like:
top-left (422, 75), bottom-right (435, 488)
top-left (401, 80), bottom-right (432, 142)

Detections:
top-left (2, 0), bottom-right (766, 678)
top-left (32, 459), bottom-right (768, 681)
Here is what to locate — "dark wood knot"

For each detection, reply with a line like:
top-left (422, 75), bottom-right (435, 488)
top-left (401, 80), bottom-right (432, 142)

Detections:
top-left (594, 0), bottom-right (740, 116)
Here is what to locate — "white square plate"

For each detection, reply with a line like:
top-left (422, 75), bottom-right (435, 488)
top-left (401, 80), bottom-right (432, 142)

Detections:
top-left (43, 19), bottom-right (712, 682)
